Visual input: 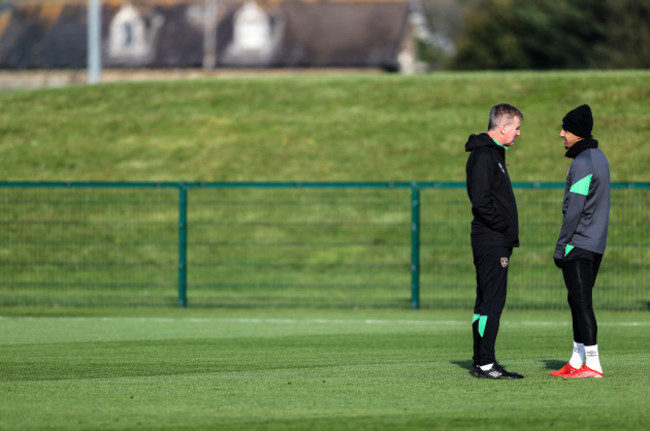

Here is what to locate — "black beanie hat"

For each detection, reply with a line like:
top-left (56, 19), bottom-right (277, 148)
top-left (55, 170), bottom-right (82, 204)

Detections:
top-left (562, 104), bottom-right (593, 138)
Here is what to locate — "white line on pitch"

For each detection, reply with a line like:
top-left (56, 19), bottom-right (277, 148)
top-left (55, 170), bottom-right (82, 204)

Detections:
top-left (1, 316), bottom-right (648, 327)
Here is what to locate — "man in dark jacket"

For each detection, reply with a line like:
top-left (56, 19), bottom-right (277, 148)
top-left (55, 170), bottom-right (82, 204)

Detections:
top-left (551, 104), bottom-right (609, 379)
top-left (465, 103), bottom-right (524, 379)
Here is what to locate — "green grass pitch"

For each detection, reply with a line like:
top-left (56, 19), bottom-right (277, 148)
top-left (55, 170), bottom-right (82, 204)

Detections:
top-left (1, 69), bottom-right (649, 429)
top-left (1, 307), bottom-right (648, 430)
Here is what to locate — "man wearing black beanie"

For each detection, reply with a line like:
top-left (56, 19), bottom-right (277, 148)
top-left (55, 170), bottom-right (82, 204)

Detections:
top-left (561, 104), bottom-right (593, 139)
top-left (551, 104), bottom-right (610, 378)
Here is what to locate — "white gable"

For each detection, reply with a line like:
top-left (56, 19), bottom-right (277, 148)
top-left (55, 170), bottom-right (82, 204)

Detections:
top-left (232, 1), bottom-right (271, 53)
top-left (109, 4), bottom-right (148, 57)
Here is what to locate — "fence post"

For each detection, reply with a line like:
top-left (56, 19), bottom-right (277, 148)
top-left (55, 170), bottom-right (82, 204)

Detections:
top-left (410, 185), bottom-right (421, 309)
top-left (178, 185), bottom-right (188, 308)
top-left (87, 0), bottom-right (102, 84)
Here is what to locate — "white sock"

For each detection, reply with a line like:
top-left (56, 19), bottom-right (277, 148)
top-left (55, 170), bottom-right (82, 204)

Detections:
top-left (569, 341), bottom-right (585, 369)
top-left (480, 363), bottom-right (494, 371)
top-left (585, 344), bottom-right (603, 373)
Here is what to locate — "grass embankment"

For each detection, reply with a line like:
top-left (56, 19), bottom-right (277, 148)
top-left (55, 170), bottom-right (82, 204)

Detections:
top-left (0, 71), bottom-right (648, 309)
top-left (1, 70), bottom-right (648, 182)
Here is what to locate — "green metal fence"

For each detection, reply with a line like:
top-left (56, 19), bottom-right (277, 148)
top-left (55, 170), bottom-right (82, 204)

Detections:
top-left (0, 182), bottom-right (648, 310)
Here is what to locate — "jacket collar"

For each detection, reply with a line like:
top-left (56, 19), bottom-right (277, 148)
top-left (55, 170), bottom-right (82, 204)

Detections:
top-left (565, 138), bottom-right (598, 159)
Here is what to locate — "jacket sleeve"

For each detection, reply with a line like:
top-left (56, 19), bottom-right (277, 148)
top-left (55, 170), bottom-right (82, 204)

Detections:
top-left (468, 150), bottom-right (508, 233)
top-left (554, 160), bottom-right (592, 260)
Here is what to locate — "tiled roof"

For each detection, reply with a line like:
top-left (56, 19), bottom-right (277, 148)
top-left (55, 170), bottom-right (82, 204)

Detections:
top-left (0, 0), bottom-right (412, 69)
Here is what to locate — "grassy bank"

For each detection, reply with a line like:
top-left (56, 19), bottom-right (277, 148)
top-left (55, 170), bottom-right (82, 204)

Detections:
top-left (1, 70), bottom-right (648, 183)
top-left (0, 71), bottom-right (649, 310)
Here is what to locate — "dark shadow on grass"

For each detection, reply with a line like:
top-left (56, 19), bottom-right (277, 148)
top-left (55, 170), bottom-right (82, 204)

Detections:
top-left (541, 359), bottom-right (566, 371)
top-left (450, 360), bottom-right (474, 376)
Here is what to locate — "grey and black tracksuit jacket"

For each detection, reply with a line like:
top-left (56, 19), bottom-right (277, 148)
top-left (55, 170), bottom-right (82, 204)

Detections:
top-left (554, 138), bottom-right (610, 261)
top-left (465, 133), bottom-right (519, 250)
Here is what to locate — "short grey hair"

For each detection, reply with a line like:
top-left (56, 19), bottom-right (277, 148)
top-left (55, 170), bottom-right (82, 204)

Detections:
top-left (488, 103), bottom-right (524, 131)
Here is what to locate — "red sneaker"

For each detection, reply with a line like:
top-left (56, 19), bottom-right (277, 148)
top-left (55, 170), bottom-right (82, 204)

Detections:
top-left (550, 362), bottom-right (579, 376)
top-left (561, 365), bottom-right (603, 378)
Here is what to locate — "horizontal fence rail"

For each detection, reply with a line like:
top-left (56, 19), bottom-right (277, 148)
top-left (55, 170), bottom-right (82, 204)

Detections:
top-left (0, 182), bottom-right (648, 310)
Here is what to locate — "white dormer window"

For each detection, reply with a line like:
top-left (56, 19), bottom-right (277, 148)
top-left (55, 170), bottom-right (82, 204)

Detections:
top-left (109, 4), bottom-right (148, 57)
top-left (233, 1), bottom-right (271, 53)
top-left (122, 22), bottom-right (133, 45)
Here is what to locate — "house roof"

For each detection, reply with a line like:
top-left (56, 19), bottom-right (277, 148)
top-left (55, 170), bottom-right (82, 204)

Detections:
top-left (0, 0), bottom-right (413, 69)
top-left (273, 1), bottom-right (409, 67)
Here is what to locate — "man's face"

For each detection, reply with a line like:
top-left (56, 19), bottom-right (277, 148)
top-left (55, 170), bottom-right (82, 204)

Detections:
top-left (501, 116), bottom-right (521, 147)
top-left (560, 129), bottom-right (582, 149)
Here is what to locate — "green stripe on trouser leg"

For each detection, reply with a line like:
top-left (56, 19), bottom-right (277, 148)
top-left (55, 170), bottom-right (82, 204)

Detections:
top-left (473, 314), bottom-right (488, 337)
top-left (478, 315), bottom-right (487, 337)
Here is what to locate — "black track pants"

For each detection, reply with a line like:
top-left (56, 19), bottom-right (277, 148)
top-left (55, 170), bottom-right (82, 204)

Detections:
top-left (562, 254), bottom-right (602, 346)
top-left (472, 246), bottom-right (512, 366)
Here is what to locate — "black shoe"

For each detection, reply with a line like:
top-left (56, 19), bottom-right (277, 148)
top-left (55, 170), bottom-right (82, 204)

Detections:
top-left (472, 362), bottom-right (524, 379)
